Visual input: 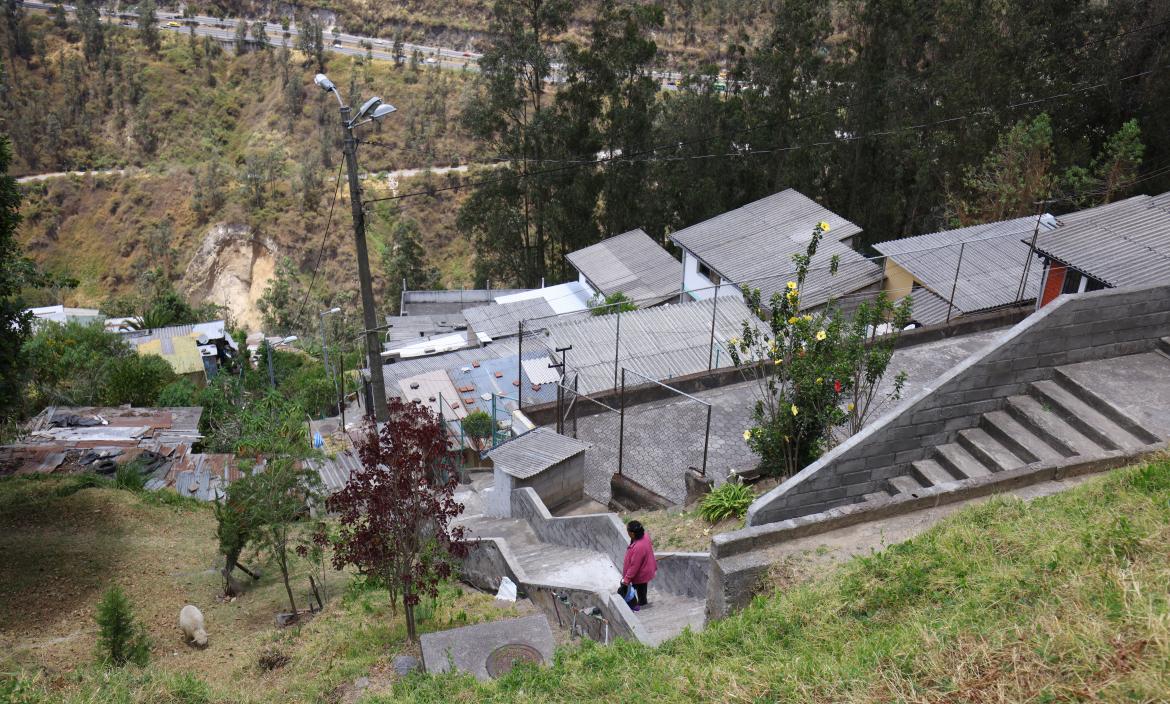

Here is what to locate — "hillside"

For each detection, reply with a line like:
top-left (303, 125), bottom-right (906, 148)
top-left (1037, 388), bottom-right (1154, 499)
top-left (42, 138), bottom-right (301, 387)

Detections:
top-left (4, 457), bottom-right (1169, 701)
top-left (4, 15), bottom-right (477, 326)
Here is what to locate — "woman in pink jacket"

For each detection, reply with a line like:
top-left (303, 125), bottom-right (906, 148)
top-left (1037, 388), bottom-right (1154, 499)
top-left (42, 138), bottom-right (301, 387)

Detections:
top-left (618, 520), bottom-right (657, 611)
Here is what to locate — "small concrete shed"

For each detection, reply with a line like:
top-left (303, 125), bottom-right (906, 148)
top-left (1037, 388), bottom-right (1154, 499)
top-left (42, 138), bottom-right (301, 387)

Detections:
top-left (486, 428), bottom-right (590, 516)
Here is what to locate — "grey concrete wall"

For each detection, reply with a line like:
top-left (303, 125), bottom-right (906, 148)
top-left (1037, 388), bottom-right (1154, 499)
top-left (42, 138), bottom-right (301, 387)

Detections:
top-left (518, 454), bottom-right (585, 510)
top-left (746, 284), bottom-right (1170, 527)
top-left (511, 488), bottom-right (630, 568)
top-left (488, 469), bottom-right (514, 517)
top-left (461, 538), bottom-right (525, 593)
top-left (611, 473), bottom-right (673, 510)
top-left (654, 552), bottom-right (711, 600)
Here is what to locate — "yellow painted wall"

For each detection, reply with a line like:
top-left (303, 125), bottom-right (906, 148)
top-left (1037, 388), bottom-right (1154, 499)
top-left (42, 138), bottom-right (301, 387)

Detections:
top-left (883, 258), bottom-right (920, 299)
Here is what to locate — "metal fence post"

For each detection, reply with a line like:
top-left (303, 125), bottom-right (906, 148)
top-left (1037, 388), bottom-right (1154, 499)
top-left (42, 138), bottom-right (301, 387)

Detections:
top-left (708, 281), bottom-right (720, 371)
top-left (946, 242), bottom-right (966, 323)
top-left (617, 368), bottom-right (626, 477)
top-left (612, 306), bottom-right (621, 391)
top-left (517, 319), bottom-right (524, 411)
top-left (572, 374), bottom-right (579, 439)
top-left (701, 404), bottom-right (712, 477)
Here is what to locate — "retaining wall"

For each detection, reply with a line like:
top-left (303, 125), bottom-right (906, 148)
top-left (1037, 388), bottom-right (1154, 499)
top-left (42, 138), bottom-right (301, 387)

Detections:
top-left (746, 284), bottom-right (1170, 527)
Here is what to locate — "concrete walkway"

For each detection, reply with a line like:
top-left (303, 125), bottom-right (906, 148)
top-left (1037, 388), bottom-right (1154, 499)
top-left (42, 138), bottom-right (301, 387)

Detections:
top-left (454, 479), bottom-right (706, 646)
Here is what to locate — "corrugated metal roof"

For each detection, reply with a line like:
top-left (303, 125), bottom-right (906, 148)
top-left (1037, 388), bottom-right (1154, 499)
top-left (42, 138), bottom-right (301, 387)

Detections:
top-left (385, 314), bottom-right (465, 344)
top-left (668, 190), bottom-right (879, 308)
top-left (1033, 193), bottom-right (1170, 287)
top-left (305, 452), bottom-right (363, 494)
top-left (485, 427), bottom-right (590, 478)
top-left (463, 298), bottom-right (558, 339)
top-left (398, 370), bottom-right (469, 420)
top-left (446, 353), bottom-right (559, 417)
top-left (874, 215), bottom-right (1056, 314)
top-left (538, 297), bottom-right (762, 395)
top-left (494, 282), bottom-right (593, 315)
top-left (566, 229), bottom-right (683, 306)
top-left (898, 288), bottom-right (955, 326)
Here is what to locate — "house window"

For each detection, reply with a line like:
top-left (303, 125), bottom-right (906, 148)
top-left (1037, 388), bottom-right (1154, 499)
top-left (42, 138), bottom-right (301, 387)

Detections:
top-left (1061, 270), bottom-right (1083, 295)
top-left (697, 260), bottom-right (721, 285)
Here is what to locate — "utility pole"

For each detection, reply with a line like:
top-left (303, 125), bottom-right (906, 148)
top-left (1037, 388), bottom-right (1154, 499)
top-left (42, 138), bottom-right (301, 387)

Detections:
top-left (314, 73), bottom-right (396, 422)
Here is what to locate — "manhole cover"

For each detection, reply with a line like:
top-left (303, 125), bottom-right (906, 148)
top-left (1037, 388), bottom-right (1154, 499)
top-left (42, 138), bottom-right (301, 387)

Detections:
top-left (485, 643), bottom-right (543, 678)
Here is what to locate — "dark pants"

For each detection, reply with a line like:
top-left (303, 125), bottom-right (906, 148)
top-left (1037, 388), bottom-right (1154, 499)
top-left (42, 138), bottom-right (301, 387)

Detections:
top-left (618, 582), bottom-right (648, 606)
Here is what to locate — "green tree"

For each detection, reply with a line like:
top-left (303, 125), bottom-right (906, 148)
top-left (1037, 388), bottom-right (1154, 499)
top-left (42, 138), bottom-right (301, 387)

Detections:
top-left (251, 21), bottom-right (269, 52)
top-left (94, 586), bottom-right (151, 667)
top-left (75, 0), bottom-right (104, 61)
top-left (138, 0), bottom-right (161, 54)
top-left (379, 211), bottom-right (440, 313)
top-left (256, 257), bottom-right (305, 335)
top-left (51, 0), bottom-right (67, 29)
top-left (234, 19), bottom-right (249, 55)
top-left (461, 410), bottom-right (493, 442)
top-left (296, 12), bottom-right (325, 72)
top-left (156, 378), bottom-right (198, 406)
top-left (0, 137), bottom-right (42, 425)
top-left (459, 0), bottom-right (573, 287)
top-left (1063, 119), bottom-right (1144, 207)
top-left (250, 459), bottom-right (323, 618)
top-left (948, 114), bottom-right (1056, 226)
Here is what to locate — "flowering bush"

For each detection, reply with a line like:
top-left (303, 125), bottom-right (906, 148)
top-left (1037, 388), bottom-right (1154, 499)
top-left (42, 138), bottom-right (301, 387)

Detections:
top-left (728, 222), bottom-right (910, 479)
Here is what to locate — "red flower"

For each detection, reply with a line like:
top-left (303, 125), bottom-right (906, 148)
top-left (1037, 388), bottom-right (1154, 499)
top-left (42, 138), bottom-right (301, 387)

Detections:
top-left (833, 379), bottom-right (842, 393)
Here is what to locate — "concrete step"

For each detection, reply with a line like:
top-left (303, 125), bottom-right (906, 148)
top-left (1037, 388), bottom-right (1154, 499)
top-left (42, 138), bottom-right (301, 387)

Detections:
top-left (981, 410), bottom-right (1064, 465)
top-left (1157, 336), bottom-right (1170, 360)
top-left (1053, 368), bottom-right (1161, 445)
top-left (862, 491), bottom-right (890, 502)
top-left (1005, 395), bottom-right (1098, 457)
top-left (958, 427), bottom-right (1025, 472)
top-left (934, 443), bottom-right (992, 479)
top-left (1029, 380), bottom-right (1144, 451)
top-left (888, 475), bottom-right (925, 496)
top-left (630, 591), bottom-right (706, 646)
top-left (911, 458), bottom-right (959, 487)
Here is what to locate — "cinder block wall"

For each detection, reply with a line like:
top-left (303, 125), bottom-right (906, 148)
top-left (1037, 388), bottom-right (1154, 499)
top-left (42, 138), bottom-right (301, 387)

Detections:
top-left (746, 283), bottom-right (1170, 526)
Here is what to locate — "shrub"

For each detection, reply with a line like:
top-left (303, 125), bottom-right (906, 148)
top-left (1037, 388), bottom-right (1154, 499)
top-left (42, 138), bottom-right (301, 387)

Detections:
top-left (698, 480), bottom-right (754, 523)
top-left (94, 585), bottom-right (151, 666)
top-left (156, 378), bottom-right (198, 406)
top-left (461, 410), bottom-right (493, 440)
top-left (103, 353), bottom-right (178, 406)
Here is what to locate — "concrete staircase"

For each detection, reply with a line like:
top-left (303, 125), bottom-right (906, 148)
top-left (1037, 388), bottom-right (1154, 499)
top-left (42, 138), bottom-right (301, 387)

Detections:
top-left (870, 362), bottom-right (1162, 501)
top-left (458, 504), bottom-right (706, 646)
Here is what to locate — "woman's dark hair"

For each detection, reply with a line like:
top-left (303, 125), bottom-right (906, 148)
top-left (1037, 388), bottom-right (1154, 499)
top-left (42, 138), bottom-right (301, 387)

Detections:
top-left (626, 520), bottom-right (645, 540)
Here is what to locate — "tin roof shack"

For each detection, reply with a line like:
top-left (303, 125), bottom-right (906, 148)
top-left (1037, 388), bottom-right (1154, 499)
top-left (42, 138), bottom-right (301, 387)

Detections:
top-left (485, 428), bottom-right (590, 517)
top-left (121, 320), bottom-right (239, 383)
top-left (0, 405), bottom-right (223, 490)
top-left (566, 228), bottom-right (684, 307)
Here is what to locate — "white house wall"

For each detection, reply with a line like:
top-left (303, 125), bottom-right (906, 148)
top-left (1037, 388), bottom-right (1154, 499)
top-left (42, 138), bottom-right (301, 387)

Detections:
top-left (681, 249), bottom-right (744, 302)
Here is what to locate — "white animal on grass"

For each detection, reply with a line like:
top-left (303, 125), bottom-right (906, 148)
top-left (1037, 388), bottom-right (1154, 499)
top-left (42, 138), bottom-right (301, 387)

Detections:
top-left (178, 604), bottom-right (208, 646)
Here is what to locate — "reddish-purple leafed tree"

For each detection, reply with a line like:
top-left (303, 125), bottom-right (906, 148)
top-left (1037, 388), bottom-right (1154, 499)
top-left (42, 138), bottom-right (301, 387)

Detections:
top-left (327, 398), bottom-right (468, 641)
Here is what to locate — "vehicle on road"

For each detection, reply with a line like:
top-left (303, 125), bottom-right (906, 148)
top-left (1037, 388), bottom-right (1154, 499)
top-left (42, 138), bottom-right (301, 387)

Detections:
top-left (462, 52), bottom-right (471, 57)
top-left (425, 56), bottom-right (438, 64)
top-left (166, 21), bottom-right (181, 27)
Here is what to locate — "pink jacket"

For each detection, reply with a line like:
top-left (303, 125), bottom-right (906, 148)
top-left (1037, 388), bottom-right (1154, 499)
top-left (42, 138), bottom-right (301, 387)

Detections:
top-left (622, 535), bottom-right (657, 584)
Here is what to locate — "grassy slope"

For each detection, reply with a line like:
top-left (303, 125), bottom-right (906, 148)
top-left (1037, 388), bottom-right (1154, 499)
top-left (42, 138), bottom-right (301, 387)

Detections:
top-left (0, 475), bottom-right (524, 703)
top-left (6, 460), bottom-right (1170, 702)
top-left (387, 457), bottom-right (1170, 703)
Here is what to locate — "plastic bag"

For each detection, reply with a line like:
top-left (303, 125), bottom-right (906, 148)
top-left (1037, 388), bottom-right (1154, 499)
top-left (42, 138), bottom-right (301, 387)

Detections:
top-left (496, 576), bottom-right (517, 602)
top-left (624, 585), bottom-right (637, 604)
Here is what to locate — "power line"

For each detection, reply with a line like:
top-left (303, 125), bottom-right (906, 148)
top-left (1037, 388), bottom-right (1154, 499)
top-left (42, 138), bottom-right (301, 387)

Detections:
top-left (293, 165), bottom-right (345, 329)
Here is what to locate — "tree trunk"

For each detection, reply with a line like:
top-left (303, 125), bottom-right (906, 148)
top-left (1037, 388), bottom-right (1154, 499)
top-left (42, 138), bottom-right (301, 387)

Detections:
top-left (403, 584), bottom-right (417, 642)
top-left (222, 549), bottom-right (244, 596)
top-left (279, 553), bottom-right (298, 618)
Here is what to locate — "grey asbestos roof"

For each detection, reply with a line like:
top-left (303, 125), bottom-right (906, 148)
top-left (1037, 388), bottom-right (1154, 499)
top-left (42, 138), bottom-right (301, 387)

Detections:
top-left (1033, 193), bottom-right (1170, 288)
top-left (898, 288), bottom-right (955, 326)
top-left (668, 189), bottom-right (879, 308)
top-left (463, 298), bottom-right (558, 339)
top-left (538, 297), bottom-right (762, 395)
top-left (874, 215), bottom-right (1057, 314)
top-left (486, 427), bottom-right (590, 479)
top-left (376, 346), bottom-right (515, 398)
top-left (565, 229), bottom-right (682, 306)
top-left (385, 314), bottom-right (465, 344)
top-left (400, 289), bottom-right (529, 317)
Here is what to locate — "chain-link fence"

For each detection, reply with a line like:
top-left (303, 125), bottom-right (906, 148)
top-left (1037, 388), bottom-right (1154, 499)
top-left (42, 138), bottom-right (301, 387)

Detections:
top-left (554, 372), bottom-right (622, 505)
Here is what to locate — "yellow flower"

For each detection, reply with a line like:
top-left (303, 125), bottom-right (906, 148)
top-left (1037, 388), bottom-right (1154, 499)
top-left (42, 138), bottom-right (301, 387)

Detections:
top-left (847, 402), bottom-right (855, 412)
top-left (816, 377), bottom-right (823, 384)
top-left (787, 316), bottom-right (798, 324)
top-left (786, 281), bottom-right (797, 290)
top-left (816, 330), bottom-right (827, 341)
top-left (803, 314), bottom-right (813, 321)
top-left (743, 429), bottom-right (752, 441)
top-left (818, 220), bottom-right (831, 232)
top-left (728, 337), bottom-right (739, 346)
top-left (790, 404), bottom-right (799, 416)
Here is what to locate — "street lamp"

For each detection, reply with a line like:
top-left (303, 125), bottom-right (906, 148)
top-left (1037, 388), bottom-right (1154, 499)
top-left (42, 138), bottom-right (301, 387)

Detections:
top-left (266, 335), bottom-right (298, 388)
top-left (314, 72), bottom-right (396, 422)
top-left (319, 306), bottom-right (343, 427)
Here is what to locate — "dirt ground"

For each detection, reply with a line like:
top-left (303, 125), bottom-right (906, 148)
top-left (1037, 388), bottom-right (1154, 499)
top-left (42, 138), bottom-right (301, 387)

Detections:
top-left (0, 477), bottom-right (522, 702)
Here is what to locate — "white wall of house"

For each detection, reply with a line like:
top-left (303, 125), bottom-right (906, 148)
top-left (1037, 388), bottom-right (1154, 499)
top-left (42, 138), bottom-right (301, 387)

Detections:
top-left (577, 271), bottom-right (599, 299)
top-left (681, 249), bottom-right (743, 302)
